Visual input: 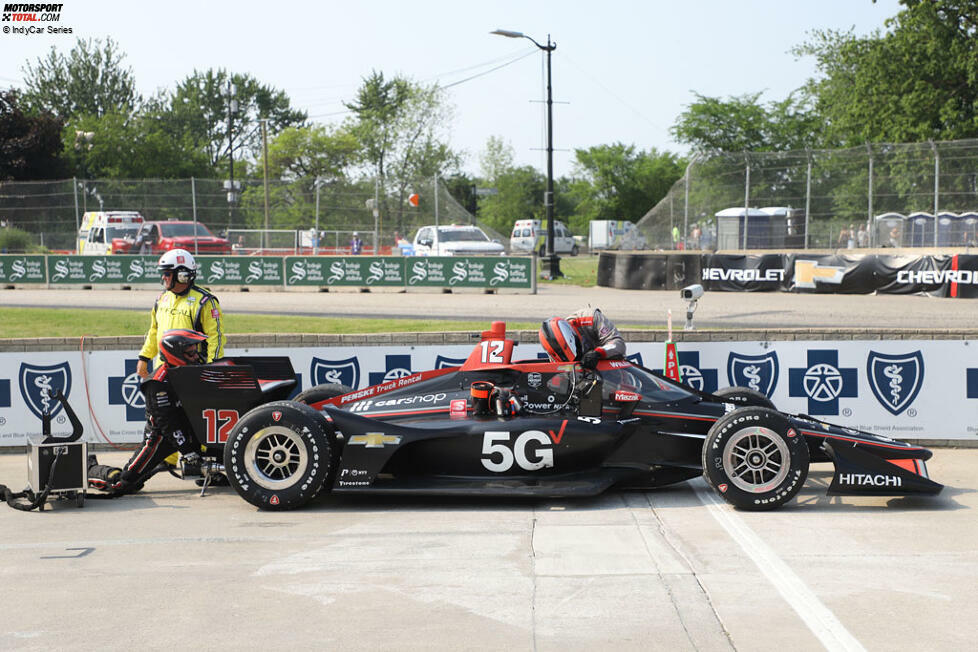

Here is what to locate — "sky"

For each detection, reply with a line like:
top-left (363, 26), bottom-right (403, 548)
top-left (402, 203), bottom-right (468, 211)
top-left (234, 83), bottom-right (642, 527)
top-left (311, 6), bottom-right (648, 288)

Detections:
top-left (0, 0), bottom-right (905, 178)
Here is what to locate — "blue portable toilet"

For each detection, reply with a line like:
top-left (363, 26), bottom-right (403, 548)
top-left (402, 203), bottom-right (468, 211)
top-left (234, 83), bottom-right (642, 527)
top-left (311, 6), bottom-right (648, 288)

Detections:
top-left (906, 212), bottom-right (934, 247)
top-left (714, 207), bottom-right (772, 249)
top-left (957, 212), bottom-right (978, 246)
top-left (936, 212), bottom-right (957, 246)
top-left (875, 213), bottom-right (906, 248)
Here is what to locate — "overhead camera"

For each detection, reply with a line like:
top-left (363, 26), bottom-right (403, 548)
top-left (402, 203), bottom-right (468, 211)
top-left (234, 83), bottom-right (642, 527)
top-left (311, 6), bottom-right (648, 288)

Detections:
top-left (680, 284), bottom-right (704, 331)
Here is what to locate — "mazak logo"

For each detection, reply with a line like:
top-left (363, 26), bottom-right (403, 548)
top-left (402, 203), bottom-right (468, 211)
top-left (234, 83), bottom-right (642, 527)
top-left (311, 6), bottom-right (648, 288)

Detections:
top-left (127, 258), bottom-right (145, 282)
top-left (678, 351), bottom-right (718, 393)
top-left (108, 359), bottom-right (146, 421)
top-left (19, 361), bottom-right (71, 421)
top-left (788, 350), bottom-right (857, 415)
top-left (245, 261), bottom-right (263, 283)
top-left (867, 351), bottom-right (924, 416)
top-left (288, 260), bottom-right (307, 284)
top-left (434, 355), bottom-right (467, 369)
top-left (793, 260), bottom-right (846, 289)
top-left (727, 351), bottom-right (779, 398)
top-left (368, 354), bottom-right (414, 386)
top-left (310, 357), bottom-right (360, 390)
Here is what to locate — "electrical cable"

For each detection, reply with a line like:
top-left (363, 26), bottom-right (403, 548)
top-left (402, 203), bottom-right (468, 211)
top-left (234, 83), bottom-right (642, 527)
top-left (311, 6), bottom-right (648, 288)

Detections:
top-left (79, 334), bottom-right (128, 450)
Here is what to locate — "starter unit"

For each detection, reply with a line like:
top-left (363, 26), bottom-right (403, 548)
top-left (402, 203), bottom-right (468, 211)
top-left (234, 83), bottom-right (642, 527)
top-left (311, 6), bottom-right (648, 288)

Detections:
top-left (28, 438), bottom-right (88, 494)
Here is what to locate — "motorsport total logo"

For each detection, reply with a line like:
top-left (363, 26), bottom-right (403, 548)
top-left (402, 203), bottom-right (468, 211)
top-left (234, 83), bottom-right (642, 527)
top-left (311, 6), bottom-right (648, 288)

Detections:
top-left (2, 3), bottom-right (72, 34)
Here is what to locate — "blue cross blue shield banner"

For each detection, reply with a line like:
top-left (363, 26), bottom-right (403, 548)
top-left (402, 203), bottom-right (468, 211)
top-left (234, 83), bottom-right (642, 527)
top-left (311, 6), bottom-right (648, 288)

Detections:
top-left (434, 355), bottom-right (467, 369)
top-left (310, 357), bottom-right (360, 390)
top-left (726, 352), bottom-right (779, 398)
top-left (867, 351), bottom-right (924, 416)
top-left (19, 361), bottom-right (71, 420)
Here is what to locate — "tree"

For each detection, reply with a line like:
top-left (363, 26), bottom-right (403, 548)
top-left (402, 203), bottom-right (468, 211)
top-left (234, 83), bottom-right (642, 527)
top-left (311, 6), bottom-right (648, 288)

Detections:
top-left (21, 37), bottom-right (138, 120)
top-left (159, 69), bottom-right (307, 174)
top-left (795, 1), bottom-right (978, 145)
top-left (344, 71), bottom-right (461, 233)
top-left (671, 92), bottom-right (823, 153)
top-left (479, 135), bottom-right (515, 184)
top-left (266, 124), bottom-right (359, 181)
top-left (565, 144), bottom-right (685, 234)
top-left (0, 90), bottom-right (65, 180)
top-left (476, 165), bottom-right (546, 235)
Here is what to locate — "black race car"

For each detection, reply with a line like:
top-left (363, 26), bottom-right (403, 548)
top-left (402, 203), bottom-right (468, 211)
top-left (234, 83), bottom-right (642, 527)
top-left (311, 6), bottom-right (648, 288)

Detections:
top-left (167, 322), bottom-right (942, 510)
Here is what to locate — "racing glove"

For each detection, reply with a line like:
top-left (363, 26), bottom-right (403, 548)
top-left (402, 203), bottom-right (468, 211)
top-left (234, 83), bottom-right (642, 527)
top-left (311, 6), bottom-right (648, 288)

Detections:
top-left (581, 350), bottom-right (601, 370)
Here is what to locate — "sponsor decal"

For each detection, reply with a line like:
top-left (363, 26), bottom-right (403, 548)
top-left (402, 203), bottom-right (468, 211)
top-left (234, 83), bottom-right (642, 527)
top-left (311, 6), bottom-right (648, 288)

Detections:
top-left (702, 267), bottom-right (785, 282)
top-left (368, 354), bottom-right (414, 386)
top-left (548, 420), bottom-right (567, 444)
top-left (310, 356), bottom-right (360, 390)
top-left (788, 350), bottom-right (857, 416)
top-left (18, 361), bottom-right (71, 421)
top-left (837, 473), bottom-right (902, 487)
top-left (793, 260), bottom-right (847, 289)
top-left (727, 351), bottom-right (779, 398)
top-left (450, 399), bottom-right (467, 414)
top-left (348, 392), bottom-right (448, 413)
top-left (613, 391), bottom-right (640, 402)
top-left (896, 269), bottom-right (978, 285)
top-left (527, 372), bottom-right (543, 389)
top-left (107, 359), bottom-right (147, 422)
top-left (434, 355), bottom-right (467, 369)
top-left (678, 351), bottom-right (718, 393)
top-left (626, 352), bottom-right (644, 366)
top-left (270, 495), bottom-right (279, 506)
top-left (718, 483), bottom-right (728, 493)
top-left (272, 410), bottom-right (282, 422)
top-left (348, 433), bottom-right (402, 448)
top-left (968, 369), bottom-right (978, 400)
top-left (0, 378), bottom-right (10, 408)
top-left (481, 430), bottom-right (554, 472)
top-left (867, 351), bottom-right (924, 416)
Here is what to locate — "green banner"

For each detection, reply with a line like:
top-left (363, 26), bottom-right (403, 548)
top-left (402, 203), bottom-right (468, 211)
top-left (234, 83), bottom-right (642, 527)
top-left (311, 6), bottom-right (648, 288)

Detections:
top-left (405, 257), bottom-right (533, 289)
top-left (196, 256), bottom-right (283, 286)
top-left (284, 256), bottom-right (405, 287)
top-left (47, 254), bottom-right (159, 284)
top-left (0, 255), bottom-right (47, 283)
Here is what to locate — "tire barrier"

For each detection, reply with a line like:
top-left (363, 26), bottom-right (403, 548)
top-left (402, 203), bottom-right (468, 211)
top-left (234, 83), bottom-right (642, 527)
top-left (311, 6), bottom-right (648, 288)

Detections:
top-left (598, 251), bottom-right (978, 297)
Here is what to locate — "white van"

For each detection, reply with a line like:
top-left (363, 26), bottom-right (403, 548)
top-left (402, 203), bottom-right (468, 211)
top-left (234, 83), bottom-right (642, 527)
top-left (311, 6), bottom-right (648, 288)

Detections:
top-left (77, 211), bottom-right (145, 254)
top-left (510, 219), bottom-right (578, 256)
top-left (413, 224), bottom-right (505, 256)
top-left (588, 220), bottom-right (648, 251)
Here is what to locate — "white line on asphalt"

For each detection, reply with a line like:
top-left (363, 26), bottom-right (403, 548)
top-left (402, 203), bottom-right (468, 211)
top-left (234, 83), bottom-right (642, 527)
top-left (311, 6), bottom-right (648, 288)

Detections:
top-left (694, 486), bottom-right (866, 652)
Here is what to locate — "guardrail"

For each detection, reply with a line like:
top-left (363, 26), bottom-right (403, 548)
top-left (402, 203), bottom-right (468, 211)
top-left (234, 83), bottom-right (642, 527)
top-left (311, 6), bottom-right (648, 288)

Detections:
top-left (0, 254), bottom-right (537, 292)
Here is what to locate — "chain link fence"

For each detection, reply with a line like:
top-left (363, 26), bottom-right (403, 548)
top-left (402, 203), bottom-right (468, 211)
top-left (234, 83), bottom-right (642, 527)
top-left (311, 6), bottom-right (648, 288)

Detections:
top-left (0, 175), bottom-right (502, 254)
top-left (637, 138), bottom-right (978, 251)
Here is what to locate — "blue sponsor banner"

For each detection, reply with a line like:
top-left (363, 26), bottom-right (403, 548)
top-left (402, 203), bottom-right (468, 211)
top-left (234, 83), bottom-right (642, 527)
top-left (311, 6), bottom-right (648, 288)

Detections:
top-left (867, 351), bottom-right (924, 416)
top-left (727, 351), bottom-right (779, 398)
top-left (788, 350), bottom-right (858, 416)
top-left (678, 351), bottom-right (718, 393)
top-left (310, 357), bottom-right (361, 390)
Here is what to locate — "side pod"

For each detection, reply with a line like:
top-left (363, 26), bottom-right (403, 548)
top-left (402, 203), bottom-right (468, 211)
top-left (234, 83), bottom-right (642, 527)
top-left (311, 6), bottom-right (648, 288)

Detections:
top-left (825, 442), bottom-right (943, 496)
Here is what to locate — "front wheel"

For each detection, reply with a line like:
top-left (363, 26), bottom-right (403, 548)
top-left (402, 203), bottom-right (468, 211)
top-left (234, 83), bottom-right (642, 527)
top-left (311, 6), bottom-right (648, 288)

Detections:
top-left (223, 401), bottom-right (333, 510)
top-left (702, 407), bottom-right (809, 511)
top-left (713, 386), bottom-right (775, 409)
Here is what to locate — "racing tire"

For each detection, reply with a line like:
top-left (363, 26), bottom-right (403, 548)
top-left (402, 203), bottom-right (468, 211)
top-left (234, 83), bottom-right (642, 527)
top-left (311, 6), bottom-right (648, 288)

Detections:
top-left (713, 386), bottom-right (776, 409)
top-left (570, 244), bottom-right (579, 256)
top-left (223, 401), bottom-right (333, 511)
top-left (294, 383), bottom-right (352, 406)
top-left (702, 407), bottom-right (809, 511)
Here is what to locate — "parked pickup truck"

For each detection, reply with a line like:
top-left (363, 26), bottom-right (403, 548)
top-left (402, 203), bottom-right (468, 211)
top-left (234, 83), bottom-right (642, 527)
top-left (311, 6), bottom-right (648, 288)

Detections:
top-left (112, 220), bottom-right (232, 255)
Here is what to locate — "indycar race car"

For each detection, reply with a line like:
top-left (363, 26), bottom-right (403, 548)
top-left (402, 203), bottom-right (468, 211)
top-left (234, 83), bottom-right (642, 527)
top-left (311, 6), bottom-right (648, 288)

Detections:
top-left (165, 322), bottom-right (943, 511)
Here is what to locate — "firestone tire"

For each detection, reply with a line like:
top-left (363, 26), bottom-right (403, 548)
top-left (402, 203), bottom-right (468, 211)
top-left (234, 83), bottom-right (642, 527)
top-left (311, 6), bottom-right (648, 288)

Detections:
top-left (702, 407), bottom-right (809, 511)
top-left (294, 383), bottom-right (352, 406)
top-left (713, 386), bottom-right (776, 409)
top-left (223, 400), bottom-right (332, 511)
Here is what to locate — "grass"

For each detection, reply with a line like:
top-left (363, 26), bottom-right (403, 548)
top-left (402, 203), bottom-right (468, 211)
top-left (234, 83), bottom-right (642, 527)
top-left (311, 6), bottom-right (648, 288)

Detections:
top-left (0, 307), bottom-right (543, 339)
top-left (540, 254), bottom-right (599, 286)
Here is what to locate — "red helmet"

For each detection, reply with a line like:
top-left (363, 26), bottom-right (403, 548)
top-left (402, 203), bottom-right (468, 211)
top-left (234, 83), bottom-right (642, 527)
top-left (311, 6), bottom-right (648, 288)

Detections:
top-left (159, 329), bottom-right (207, 367)
top-left (539, 317), bottom-right (581, 363)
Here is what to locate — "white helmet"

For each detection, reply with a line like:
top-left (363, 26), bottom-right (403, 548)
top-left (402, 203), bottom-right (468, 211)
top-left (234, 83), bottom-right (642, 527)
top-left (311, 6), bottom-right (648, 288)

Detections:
top-left (157, 248), bottom-right (197, 285)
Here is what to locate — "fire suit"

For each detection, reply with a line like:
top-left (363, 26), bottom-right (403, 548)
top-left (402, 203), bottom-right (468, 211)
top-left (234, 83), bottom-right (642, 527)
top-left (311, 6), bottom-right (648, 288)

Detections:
top-left (566, 307), bottom-right (626, 360)
top-left (88, 365), bottom-right (199, 494)
top-left (139, 285), bottom-right (226, 370)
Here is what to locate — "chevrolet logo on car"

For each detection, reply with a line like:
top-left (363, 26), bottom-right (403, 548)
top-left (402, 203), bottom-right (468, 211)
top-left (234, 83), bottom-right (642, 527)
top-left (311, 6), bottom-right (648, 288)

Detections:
top-left (348, 433), bottom-right (402, 448)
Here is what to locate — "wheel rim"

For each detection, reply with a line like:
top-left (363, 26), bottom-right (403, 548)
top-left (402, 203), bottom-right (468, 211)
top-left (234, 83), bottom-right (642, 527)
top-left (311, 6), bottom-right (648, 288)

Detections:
top-left (722, 426), bottom-right (789, 493)
top-left (243, 426), bottom-right (309, 490)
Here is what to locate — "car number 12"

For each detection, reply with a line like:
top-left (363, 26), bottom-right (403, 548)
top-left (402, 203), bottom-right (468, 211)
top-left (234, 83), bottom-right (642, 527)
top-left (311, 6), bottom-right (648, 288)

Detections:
top-left (479, 340), bottom-right (505, 363)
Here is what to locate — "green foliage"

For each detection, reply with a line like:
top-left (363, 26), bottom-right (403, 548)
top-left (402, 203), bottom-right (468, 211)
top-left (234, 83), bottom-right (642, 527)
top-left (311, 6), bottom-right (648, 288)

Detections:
top-left (476, 165), bottom-right (546, 235)
top-left (565, 144), bottom-right (685, 234)
top-left (0, 90), bottom-right (65, 180)
top-left (795, 1), bottom-right (978, 145)
top-left (266, 124), bottom-right (359, 181)
top-left (0, 226), bottom-right (37, 252)
top-left (21, 37), bottom-right (137, 120)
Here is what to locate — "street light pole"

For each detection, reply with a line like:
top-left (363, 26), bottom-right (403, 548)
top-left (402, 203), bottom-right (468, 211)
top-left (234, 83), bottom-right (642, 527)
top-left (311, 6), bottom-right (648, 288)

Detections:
top-left (491, 29), bottom-right (561, 279)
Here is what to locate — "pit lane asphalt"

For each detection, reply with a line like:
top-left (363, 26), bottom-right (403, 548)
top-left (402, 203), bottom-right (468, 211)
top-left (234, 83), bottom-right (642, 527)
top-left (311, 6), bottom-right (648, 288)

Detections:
top-left (1, 284), bottom-right (975, 329)
top-left (1, 449), bottom-right (976, 651)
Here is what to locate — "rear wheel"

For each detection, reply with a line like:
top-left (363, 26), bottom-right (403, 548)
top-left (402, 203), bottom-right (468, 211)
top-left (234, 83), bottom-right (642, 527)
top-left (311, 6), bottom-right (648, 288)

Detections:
top-left (702, 407), bottom-right (809, 511)
top-left (713, 386), bottom-right (775, 409)
top-left (224, 401), bottom-right (332, 510)
top-left (294, 383), bottom-right (352, 406)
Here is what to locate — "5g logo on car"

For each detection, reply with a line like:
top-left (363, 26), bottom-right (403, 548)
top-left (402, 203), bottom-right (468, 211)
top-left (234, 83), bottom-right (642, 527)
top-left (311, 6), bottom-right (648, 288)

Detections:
top-left (481, 430), bottom-right (553, 472)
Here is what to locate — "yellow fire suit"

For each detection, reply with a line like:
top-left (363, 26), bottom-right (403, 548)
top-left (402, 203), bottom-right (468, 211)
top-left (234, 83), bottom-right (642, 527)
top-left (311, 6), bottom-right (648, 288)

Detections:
top-left (138, 285), bottom-right (227, 368)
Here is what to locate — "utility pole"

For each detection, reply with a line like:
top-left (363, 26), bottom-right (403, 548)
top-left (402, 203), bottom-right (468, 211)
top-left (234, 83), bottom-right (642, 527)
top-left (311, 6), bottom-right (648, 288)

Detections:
top-left (261, 118), bottom-right (270, 251)
top-left (223, 78), bottom-right (238, 228)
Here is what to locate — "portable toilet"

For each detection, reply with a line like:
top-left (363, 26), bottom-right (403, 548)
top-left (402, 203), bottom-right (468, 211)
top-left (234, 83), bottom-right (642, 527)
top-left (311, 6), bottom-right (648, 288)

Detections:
top-left (906, 212), bottom-right (934, 247)
top-left (875, 213), bottom-right (906, 248)
top-left (957, 212), bottom-right (978, 246)
top-left (714, 207), bottom-right (773, 249)
top-left (936, 212), bottom-right (957, 246)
